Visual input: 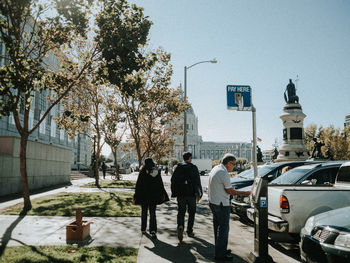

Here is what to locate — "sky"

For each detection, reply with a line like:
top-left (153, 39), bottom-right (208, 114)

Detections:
top-left (106, 0), bottom-right (350, 155)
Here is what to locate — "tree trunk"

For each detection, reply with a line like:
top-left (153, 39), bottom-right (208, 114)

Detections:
top-left (112, 149), bottom-right (120, 179)
top-left (20, 134), bottom-right (32, 211)
top-left (94, 160), bottom-right (99, 187)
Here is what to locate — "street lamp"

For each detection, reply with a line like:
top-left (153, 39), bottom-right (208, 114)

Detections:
top-left (183, 58), bottom-right (217, 152)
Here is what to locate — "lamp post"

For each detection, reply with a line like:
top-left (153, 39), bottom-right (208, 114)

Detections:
top-left (183, 59), bottom-right (217, 152)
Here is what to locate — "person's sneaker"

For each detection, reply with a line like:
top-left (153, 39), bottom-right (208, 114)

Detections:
top-left (187, 232), bottom-right (195, 238)
top-left (177, 225), bottom-right (184, 242)
top-left (150, 231), bottom-right (157, 239)
top-left (141, 230), bottom-right (147, 235)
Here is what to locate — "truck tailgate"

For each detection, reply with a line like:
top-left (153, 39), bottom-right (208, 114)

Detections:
top-left (269, 185), bottom-right (350, 233)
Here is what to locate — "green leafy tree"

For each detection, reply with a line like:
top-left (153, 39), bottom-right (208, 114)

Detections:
top-left (102, 88), bottom-right (126, 179)
top-left (56, 0), bottom-right (152, 184)
top-left (304, 124), bottom-right (350, 160)
top-left (0, 0), bottom-right (96, 211)
top-left (95, 0), bottom-right (152, 94)
top-left (122, 49), bottom-right (189, 166)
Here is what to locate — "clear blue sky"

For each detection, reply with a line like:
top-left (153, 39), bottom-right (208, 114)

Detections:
top-left (126, 0), bottom-right (350, 152)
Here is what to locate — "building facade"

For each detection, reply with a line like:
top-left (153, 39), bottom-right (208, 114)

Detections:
top-left (173, 107), bottom-right (252, 162)
top-left (345, 114), bottom-right (350, 127)
top-left (0, 37), bottom-right (91, 169)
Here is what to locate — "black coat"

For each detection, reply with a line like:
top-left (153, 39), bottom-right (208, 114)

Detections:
top-left (134, 168), bottom-right (169, 205)
top-left (171, 162), bottom-right (203, 198)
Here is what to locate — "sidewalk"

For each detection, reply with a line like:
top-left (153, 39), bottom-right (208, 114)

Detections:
top-left (0, 176), bottom-right (300, 262)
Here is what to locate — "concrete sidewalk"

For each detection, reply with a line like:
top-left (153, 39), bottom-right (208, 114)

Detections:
top-left (0, 177), bottom-right (300, 262)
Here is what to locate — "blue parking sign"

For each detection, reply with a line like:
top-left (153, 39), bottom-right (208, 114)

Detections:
top-left (260, 197), bottom-right (267, 208)
top-left (226, 85), bottom-right (252, 111)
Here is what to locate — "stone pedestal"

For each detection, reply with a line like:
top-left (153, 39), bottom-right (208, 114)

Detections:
top-left (276, 104), bottom-right (309, 162)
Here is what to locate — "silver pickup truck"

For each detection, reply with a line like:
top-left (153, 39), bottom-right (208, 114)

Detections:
top-left (247, 161), bottom-right (350, 242)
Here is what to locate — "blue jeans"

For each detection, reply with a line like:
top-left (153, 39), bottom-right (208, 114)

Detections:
top-left (141, 203), bottom-right (157, 232)
top-left (177, 196), bottom-right (196, 234)
top-left (209, 203), bottom-right (231, 258)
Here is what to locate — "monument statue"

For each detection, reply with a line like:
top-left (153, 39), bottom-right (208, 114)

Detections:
top-left (311, 138), bottom-right (325, 159)
top-left (325, 147), bottom-right (333, 160)
top-left (284, 79), bottom-right (299, 104)
top-left (272, 147), bottom-right (279, 160)
top-left (257, 146), bottom-right (263, 163)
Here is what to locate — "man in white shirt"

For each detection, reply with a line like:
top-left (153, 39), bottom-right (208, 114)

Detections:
top-left (208, 153), bottom-right (251, 261)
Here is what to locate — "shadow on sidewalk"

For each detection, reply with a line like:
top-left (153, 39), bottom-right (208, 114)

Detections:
top-left (143, 232), bottom-right (215, 262)
top-left (0, 211), bottom-right (27, 257)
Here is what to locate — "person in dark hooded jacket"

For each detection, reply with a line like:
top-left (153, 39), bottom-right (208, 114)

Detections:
top-left (133, 158), bottom-right (169, 238)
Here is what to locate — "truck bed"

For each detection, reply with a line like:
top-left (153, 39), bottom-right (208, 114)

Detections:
top-left (268, 184), bottom-right (350, 234)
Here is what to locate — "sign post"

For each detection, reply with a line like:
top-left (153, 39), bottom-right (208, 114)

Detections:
top-left (226, 85), bottom-right (272, 263)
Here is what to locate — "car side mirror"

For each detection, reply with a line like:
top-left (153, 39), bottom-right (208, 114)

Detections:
top-left (301, 180), bottom-right (312, 185)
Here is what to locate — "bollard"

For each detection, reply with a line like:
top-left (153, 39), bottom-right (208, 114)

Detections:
top-left (66, 208), bottom-right (93, 243)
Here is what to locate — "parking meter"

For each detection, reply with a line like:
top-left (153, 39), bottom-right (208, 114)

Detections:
top-left (249, 177), bottom-right (273, 263)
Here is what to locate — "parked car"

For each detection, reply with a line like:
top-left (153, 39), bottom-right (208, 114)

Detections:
top-left (230, 160), bottom-right (322, 216)
top-left (246, 161), bottom-right (350, 243)
top-left (300, 205), bottom-right (350, 263)
top-left (230, 161), bottom-right (321, 190)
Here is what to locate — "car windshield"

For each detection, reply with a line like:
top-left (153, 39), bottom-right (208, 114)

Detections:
top-left (270, 168), bottom-right (311, 184)
top-left (236, 165), bottom-right (275, 180)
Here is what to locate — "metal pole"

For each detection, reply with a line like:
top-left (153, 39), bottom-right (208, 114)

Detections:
top-left (252, 106), bottom-right (258, 179)
top-left (183, 66), bottom-right (187, 152)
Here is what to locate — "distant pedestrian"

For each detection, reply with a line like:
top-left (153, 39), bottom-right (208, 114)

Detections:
top-left (165, 166), bottom-right (168, 176)
top-left (171, 152), bottom-right (202, 242)
top-left (133, 158), bottom-right (169, 239)
top-left (101, 162), bottom-right (107, 179)
top-left (208, 153), bottom-right (251, 261)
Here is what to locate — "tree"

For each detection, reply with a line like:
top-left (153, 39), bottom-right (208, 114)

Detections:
top-left (102, 88), bottom-right (126, 179)
top-left (121, 49), bottom-right (189, 166)
top-left (304, 124), bottom-right (350, 160)
top-left (55, 0), bottom-right (154, 185)
top-left (95, 0), bottom-right (152, 93)
top-left (0, 0), bottom-right (96, 211)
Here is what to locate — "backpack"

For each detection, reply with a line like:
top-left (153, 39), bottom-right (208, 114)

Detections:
top-left (171, 163), bottom-right (194, 197)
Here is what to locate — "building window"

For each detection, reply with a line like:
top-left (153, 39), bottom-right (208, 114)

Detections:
top-left (50, 120), bottom-right (56, 138)
top-left (8, 113), bottom-right (15, 125)
top-left (29, 110), bottom-right (34, 129)
top-left (39, 113), bottom-right (46, 134)
top-left (60, 129), bottom-right (65, 142)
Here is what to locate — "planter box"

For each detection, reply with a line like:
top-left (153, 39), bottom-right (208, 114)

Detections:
top-left (66, 209), bottom-right (92, 243)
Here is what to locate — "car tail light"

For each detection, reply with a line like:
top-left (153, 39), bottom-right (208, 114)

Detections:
top-left (280, 195), bottom-right (290, 213)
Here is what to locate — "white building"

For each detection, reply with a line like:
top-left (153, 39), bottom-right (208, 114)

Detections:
top-left (173, 107), bottom-right (252, 162)
top-left (345, 114), bottom-right (350, 127)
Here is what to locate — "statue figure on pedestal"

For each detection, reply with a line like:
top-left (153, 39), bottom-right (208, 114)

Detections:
top-left (257, 146), bottom-right (263, 163)
top-left (311, 138), bottom-right (325, 159)
top-left (284, 79), bottom-right (299, 104)
top-left (272, 147), bottom-right (279, 160)
top-left (325, 147), bottom-right (333, 160)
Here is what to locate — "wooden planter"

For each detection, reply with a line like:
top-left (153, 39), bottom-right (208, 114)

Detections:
top-left (66, 208), bottom-right (93, 242)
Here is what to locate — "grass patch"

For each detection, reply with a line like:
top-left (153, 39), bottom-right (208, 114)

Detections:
top-left (0, 192), bottom-right (140, 217)
top-left (81, 180), bottom-right (136, 189)
top-left (0, 245), bottom-right (137, 263)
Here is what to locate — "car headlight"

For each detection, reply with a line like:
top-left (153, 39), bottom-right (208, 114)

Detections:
top-left (334, 232), bottom-right (350, 249)
top-left (303, 216), bottom-right (315, 235)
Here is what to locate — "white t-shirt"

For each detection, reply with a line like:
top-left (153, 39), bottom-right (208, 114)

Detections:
top-left (208, 164), bottom-right (232, 206)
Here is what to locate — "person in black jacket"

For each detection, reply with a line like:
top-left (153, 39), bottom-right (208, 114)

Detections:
top-left (171, 152), bottom-right (202, 242)
top-left (133, 158), bottom-right (169, 238)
